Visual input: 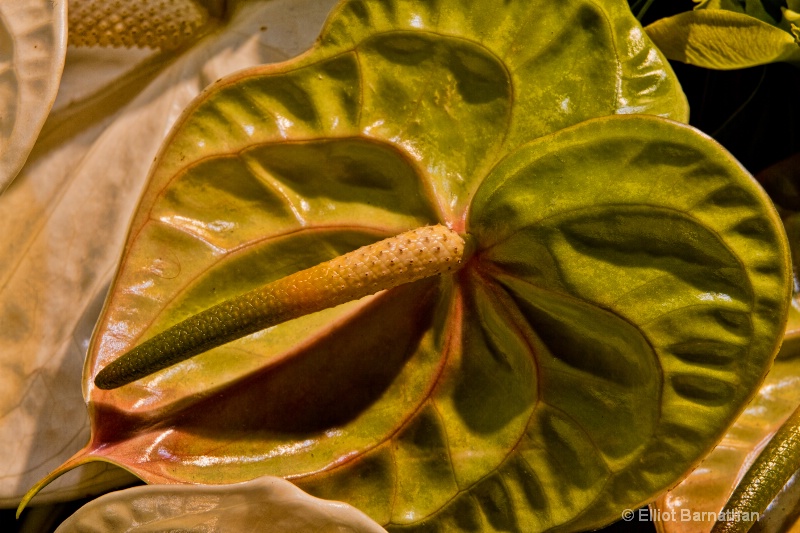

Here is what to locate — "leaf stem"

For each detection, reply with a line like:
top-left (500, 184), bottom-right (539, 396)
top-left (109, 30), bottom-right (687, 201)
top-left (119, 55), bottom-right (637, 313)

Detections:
top-left (636, 0), bottom-right (657, 21)
top-left (712, 403), bottom-right (800, 533)
top-left (711, 67), bottom-right (767, 139)
top-left (94, 225), bottom-right (468, 390)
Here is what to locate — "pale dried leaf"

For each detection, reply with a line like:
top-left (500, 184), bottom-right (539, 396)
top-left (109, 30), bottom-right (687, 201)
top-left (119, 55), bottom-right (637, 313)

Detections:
top-left (0, 0), bottom-right (67, 193)
top-left (54, 476), bottom-right (387, 533)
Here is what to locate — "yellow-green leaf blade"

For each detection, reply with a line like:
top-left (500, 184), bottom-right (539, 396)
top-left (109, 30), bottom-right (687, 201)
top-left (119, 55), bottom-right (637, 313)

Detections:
top-left (313, 0), bottom-right (687, 216)
top-left (467, 114), bottom-right (791, 529)
top-left (652, 214), bottom-right (800, 533)
top-left (645, 10), bottom-right (800, 69)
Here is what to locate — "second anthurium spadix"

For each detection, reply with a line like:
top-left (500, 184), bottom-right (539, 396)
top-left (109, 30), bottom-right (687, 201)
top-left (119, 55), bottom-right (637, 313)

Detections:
top-left (21, 0), bottom-right (792, 531)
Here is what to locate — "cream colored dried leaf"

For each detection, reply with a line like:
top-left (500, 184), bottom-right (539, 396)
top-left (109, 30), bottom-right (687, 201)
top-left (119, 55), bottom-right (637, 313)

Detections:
top-left (55, 476), bottom-right (387, 532)
top-left (0, 0), bottom-right (66, 193)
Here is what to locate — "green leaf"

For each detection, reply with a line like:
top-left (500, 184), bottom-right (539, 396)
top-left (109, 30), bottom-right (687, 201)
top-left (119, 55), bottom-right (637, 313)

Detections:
top-left (694, 0), bottom-right (780, 25)
top-left (467, 115), bottom-right (789, 530)
top-left (650, 212), bottom-right (800, 533)
top-left (695, 0), bottom-right (800, 33)
top-left (645, 9), bottom-right (800, 69)
top-left (54, 476), bottom-right (386, 533)
top-left (23, 0), bottom-right (790, 531)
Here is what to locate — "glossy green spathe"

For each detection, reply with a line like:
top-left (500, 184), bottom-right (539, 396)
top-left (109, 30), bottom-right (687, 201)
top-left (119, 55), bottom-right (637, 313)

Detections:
top-left (20, 0), bottom-right (790, 531)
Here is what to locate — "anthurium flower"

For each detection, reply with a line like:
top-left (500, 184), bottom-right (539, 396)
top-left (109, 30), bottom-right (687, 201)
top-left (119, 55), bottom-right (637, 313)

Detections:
top-left (14, 0), bottom-right (793, 531)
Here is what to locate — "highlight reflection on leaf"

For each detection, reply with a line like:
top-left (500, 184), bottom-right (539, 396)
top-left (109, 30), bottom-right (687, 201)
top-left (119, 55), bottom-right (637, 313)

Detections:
top-left (652, 212), bottom-right (800, 533)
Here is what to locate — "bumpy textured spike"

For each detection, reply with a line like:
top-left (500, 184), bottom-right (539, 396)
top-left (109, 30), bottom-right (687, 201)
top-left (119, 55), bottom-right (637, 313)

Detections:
top-left (711, 403), bottom-right (800, 533)
top-left (68, 0), bottom-right (209, 49)
top-left (95, 225), bottom-right (467, 390)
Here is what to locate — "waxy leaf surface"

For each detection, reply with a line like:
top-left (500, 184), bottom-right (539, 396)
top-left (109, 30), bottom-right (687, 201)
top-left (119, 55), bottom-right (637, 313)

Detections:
top-left (694, 0), bottom-right (800, 33)
top-left (650, 213), bottom-right (800, 533)
top-left (37, 0), bottom-right (791, 531)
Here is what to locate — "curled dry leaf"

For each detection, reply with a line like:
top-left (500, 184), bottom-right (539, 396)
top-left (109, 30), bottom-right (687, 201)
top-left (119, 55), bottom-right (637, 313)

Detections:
top-left (22, 0), bottom-right (793, 531)
top-left (0, 0), bottom-right (337, 507)
top-left (0, 0), bottom-right (67, 193)
top-left (55, 475), bottom-right (386, 533)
